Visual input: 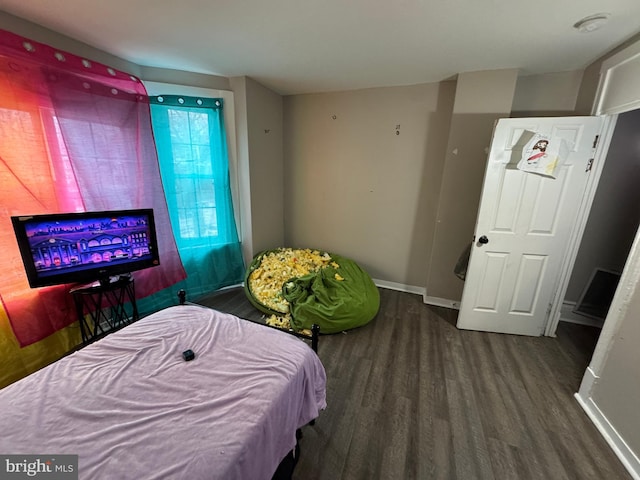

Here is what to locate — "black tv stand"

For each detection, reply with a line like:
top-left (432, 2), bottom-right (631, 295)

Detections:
top-left (71, 275), bottom-right (139, 345)
top-left (97, 274), bottom-right (131, 289)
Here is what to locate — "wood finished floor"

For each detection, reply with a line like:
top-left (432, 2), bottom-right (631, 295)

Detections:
top-left (195, 287), bottom-right (631, 480)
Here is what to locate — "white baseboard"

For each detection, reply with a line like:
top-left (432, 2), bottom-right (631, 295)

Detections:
top-left (370, 280), bottom-right (460, 311)
top-left (578, 366), bottom-right (599, 399)
top-left (422, 295), bottom-right (460, 310)
top-left (372, 279), bottom-right (425, 296)
top-left (559, 301), bottom-right (604, 328)
top-left (574, 393), bottom-right (640, 480)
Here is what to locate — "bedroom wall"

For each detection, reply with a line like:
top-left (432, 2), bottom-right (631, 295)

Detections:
top-left (0, 11), bottom-right (140, 75)
top-left (231, 76), bottom-right (285, 261)
top-left (282, 69), bottom-right (581, 295)
top-left (283, 82), bottom-right (455, 289)
top-left (512, 70), bottom-right (583, 117)
top-left (423, 69), bottom-right (584, 304)
top-left (425, 69), bottom-right (518, 304)
top-left (141, 66), bottom-right (230, 91)
top-left (590, 279), bottom-right (640, 470)
top-left (575, 31), bottom-right (640, 115)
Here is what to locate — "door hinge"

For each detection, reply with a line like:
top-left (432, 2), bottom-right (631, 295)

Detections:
top-left (586, 158), bottom-right (594, 172)
top-left (592, 135), bottom-right (600, 149)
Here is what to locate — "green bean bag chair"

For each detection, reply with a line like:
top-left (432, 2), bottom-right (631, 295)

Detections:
top-left (245, 249), bottom-right (380, 333)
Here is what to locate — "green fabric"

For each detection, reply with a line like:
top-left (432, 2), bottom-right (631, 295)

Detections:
top-left (245, 251), bottom-right (380, 334)
top-left (283, 254), bottom-right (380, 333)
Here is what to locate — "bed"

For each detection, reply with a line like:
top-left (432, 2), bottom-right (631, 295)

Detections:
top-left (0, 303), bottom-right (327, 480)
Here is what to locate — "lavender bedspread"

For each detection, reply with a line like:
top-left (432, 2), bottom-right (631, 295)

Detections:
top-left (0, 305), bottom-right (327, 479)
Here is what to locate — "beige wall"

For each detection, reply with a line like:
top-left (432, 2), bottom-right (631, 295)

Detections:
top-left (244, 77), bottom-right (285, 254)
top-left (141, 66), bottom-right (230, 91)
top-left (283, 82), bottom-right (455, 286)
top-left (512, 70), bottom-right (583, 116)
top-left (591, 270), bottom-right (640, 462)
top-left (229, 77), bottom-right (253, 265)
top-left (231, 76), bottom-right (285, 265)
top-left (282, 69), bottom-right (584, 293)
top-left (426, 69), bottom-right (518, 302)
top-left (575, 31), bottom-right (640, 115)
top-left (0, 11), bottom-right (140, 75)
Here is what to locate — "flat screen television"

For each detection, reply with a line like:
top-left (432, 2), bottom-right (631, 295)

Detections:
top-left (11, 208), bottom-right (160, 288)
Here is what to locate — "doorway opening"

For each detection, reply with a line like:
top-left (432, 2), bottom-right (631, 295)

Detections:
top-left (558, 108), bottom-right (640, 367)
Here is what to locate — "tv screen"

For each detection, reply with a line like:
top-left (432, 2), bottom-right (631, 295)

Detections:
top-left (11, 209), bottom-right (160, 288)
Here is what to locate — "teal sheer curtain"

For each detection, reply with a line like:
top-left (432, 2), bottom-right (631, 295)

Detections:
top-left (145, 95), bottom-right (244, 305)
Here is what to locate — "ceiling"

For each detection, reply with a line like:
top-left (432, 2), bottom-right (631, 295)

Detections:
top-left (1, 0), bottom-right (639, 95)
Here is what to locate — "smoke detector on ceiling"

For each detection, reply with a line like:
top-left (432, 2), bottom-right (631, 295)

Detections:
top-left (573, 13), bottom-right (611, 33)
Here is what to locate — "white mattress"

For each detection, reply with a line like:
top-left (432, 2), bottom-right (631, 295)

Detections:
top-left (0, 305), bottom-right (327, 479)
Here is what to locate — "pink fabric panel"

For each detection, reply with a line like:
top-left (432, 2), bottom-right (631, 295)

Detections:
top-left (0, 29), bottom-right (185, 346)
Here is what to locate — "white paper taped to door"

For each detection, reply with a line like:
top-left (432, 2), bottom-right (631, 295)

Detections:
top-left (516, 133), bottom-right (572, 178)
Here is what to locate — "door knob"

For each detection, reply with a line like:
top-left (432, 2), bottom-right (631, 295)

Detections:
top-left (478, 235), bottom-right (489, 244)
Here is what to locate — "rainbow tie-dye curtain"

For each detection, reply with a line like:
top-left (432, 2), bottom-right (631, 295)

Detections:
top-left (0, 29), bottom-right (186, 360)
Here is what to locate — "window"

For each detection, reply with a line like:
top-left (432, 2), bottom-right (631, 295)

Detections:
top-left (149, 94), bottom-right (244, 298)
top-left (167, 108), bottom-right (219, 240)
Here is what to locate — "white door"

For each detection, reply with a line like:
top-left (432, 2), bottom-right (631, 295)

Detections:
top-left (457, 117), bottom-right (604, 336)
